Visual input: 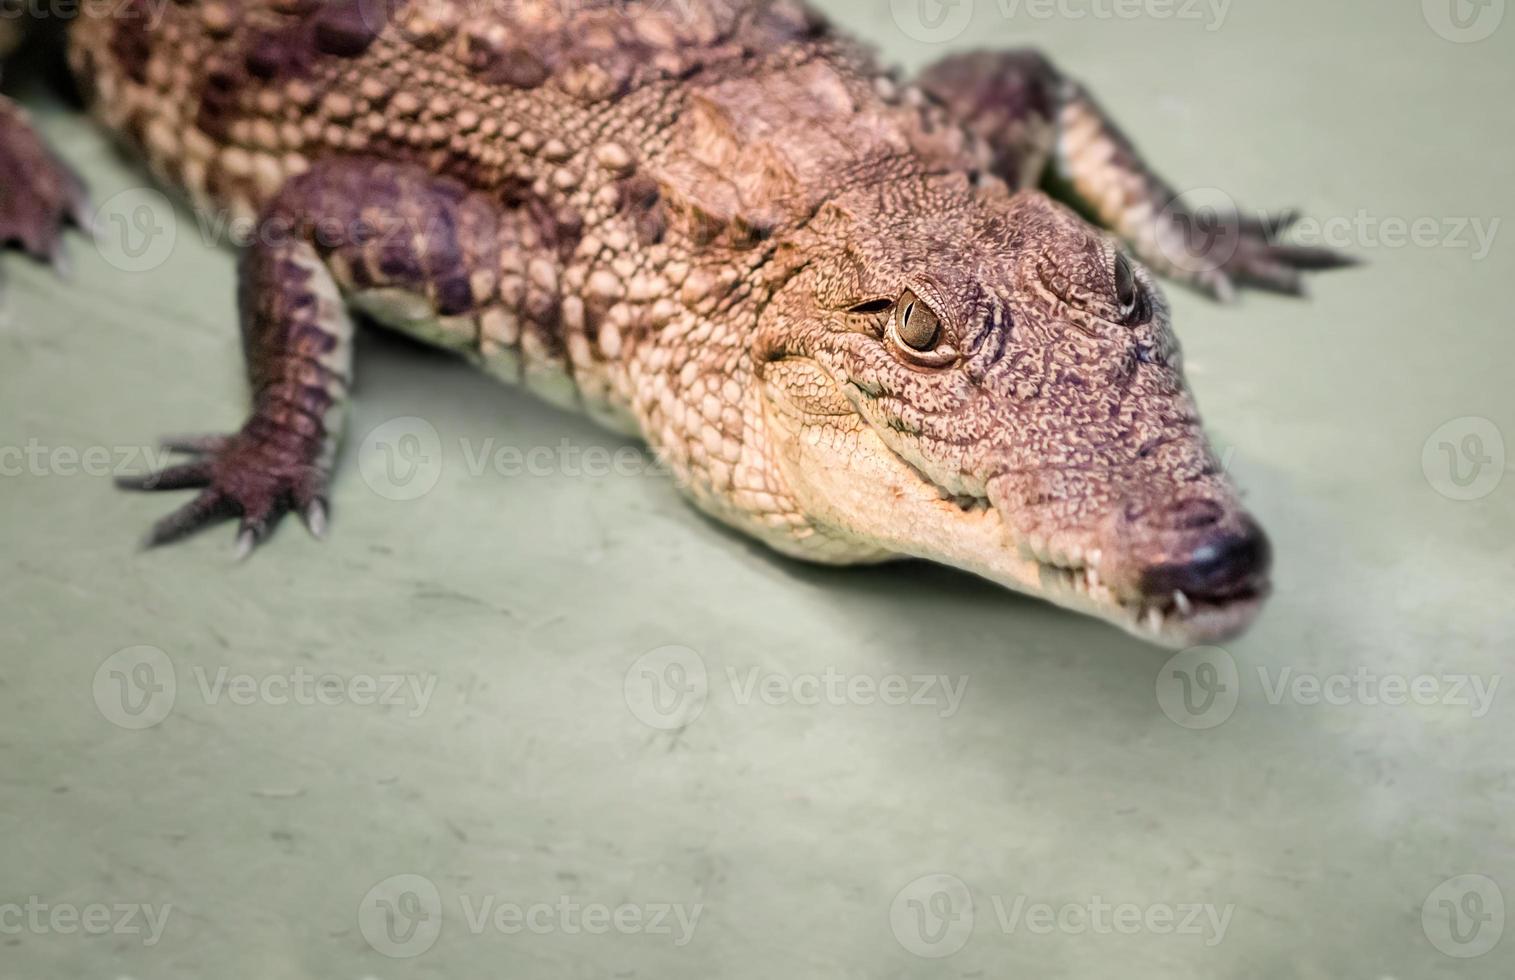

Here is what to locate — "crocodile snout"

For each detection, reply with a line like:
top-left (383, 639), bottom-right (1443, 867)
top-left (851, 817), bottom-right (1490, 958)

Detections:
top-left (1137, 510), bottom-right (1273, 605)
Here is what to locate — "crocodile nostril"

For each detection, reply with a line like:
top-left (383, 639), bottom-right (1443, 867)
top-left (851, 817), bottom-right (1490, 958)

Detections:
top-left (1155, 498), bottom-right (1225, 531)
top-left (1123, 497), bottom-right (1224, 530)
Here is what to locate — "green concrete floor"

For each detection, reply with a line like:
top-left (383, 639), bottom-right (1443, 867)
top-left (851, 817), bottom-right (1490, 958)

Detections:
top-left (1, 2), bottom-right (1512, 977)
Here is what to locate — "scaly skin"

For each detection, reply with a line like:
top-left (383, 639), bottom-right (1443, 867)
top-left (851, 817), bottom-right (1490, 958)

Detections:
top-left (0, 0), bottom-right (1354, 646)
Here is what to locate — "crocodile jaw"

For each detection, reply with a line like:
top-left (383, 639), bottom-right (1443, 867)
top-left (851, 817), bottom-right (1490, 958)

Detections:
top-left (764, 410), bottom-right (1267, 650)
top-left (917, 491), bottom-right (1269, 649)
top-left (896, 483), bottom-right (1268, 650)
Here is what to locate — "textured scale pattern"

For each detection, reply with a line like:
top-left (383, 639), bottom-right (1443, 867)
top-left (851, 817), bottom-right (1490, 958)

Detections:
top-left (0, 0), bottom-right (1355, 643)
top-left (71, 0), bottom-right (995, 541)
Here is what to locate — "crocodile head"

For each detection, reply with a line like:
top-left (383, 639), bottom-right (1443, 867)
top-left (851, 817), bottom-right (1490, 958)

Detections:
top-left (756, 183), bottom-right (1270, 648)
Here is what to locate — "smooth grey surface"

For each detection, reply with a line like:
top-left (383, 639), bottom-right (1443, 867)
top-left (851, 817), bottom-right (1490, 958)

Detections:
top-left (0, 1), bottom-right (1511, 977)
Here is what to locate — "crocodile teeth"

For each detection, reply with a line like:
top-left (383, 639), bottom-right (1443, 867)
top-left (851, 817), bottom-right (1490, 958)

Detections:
top-left (1173, 590), bottom-right (1192, 616)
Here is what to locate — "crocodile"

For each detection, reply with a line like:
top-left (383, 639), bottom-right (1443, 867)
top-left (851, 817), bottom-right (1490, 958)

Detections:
top-left (0, 0), bottom-right (1352, 647)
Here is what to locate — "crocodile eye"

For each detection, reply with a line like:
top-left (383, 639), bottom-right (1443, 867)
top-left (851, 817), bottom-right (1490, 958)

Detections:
top-left (894, 291), bottom-right (941, 351)
top-left (1115, 255), bottom-right (1137, 311)
top-left (1114, 254), bottom-right (1148, 323)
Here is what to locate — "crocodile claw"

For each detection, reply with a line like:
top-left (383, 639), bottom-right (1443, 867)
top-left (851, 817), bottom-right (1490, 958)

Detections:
top-left (1161, 202), bottom-right (1361, 302)
top-left (1208, 235), bottom-right (1360, 302)
top-left (116, 431), bottom-right (331, 555)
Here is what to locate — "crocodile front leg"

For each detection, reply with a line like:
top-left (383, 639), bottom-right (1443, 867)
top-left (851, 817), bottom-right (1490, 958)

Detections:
top-left (918, 50), bottom-right (1356, 300)
top-left (1, 17), bottom-right (91, 272)
top-left (118, 158), bottom-right (504, 554)
top-left (0, 94), bottom-right (91, 272)
top-left (117, 183), bottom-right (356, 553)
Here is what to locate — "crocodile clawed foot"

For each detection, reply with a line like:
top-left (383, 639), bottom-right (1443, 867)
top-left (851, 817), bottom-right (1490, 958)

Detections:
top-left (1163, 205), bottom-right (1361, 302)
top-left (0, 100), bottom-right (93, 277)
top-left (116, 430), bottom-right (331, 557)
